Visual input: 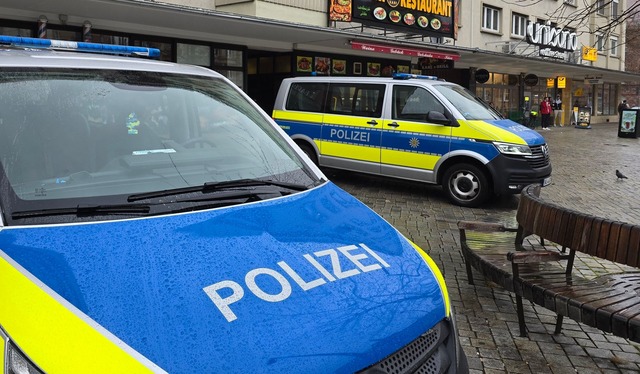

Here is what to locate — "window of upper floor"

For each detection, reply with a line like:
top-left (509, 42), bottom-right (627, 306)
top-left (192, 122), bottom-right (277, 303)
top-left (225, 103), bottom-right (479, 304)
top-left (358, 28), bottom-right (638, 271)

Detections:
top-left (610, 36), bottom-right (618, 56)
top-left (482, 5), bottom-right (501, 33)
top-left (612, 0), bottom-right (619, 18)
top-left (596, 0), bottom-right (606, 16)
top-left (511, 12), bottom-right (527, 38)
top-left (596, 33), bottom-right (606, 52)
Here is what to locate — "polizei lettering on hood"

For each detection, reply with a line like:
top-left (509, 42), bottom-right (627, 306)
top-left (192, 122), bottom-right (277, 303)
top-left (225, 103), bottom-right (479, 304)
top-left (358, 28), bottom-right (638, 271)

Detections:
top-left (526, 21), bottom-right (577, 52)
top-left (203, 243), bottom-right (390, 322)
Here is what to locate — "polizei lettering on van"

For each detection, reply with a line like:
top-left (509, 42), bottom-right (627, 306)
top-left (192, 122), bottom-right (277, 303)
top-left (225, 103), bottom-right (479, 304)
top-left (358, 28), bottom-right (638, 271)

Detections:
top-left (329, 127), bottom-right (371, 143)
top-left (203, 243), bottom-right (390, 322)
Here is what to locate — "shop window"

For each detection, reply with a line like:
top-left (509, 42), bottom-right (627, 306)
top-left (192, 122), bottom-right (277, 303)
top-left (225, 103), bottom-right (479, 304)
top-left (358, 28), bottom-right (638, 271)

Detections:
top-left (133, 40), bottom-right (172, 61)
top-left (217, 70), bottom-right (244, 90)
top-left (177, 43), bottom-right (211, 66)
top-left (274, 55), bottom-right (291, 73)
top-left (0, 27), bottom-right (31, 37)
top-left (482, 5), bottom-right (501, 32)
top-left (214, 49), bottom-right (243, 68)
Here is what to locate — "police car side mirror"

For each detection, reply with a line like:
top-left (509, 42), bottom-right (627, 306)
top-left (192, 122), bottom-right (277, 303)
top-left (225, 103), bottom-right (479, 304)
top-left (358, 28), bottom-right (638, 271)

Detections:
top-left (427, 111), bottom-right (452, 126)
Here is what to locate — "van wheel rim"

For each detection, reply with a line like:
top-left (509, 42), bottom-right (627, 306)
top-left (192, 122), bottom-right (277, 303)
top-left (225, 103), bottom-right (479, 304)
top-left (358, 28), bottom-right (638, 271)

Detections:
top-left (451, 172), bottom-right (479, 200)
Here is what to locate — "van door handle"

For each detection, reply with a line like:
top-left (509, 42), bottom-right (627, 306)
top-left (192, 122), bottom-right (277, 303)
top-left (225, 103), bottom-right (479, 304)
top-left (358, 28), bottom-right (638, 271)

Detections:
top-left (387, 122), bottom-right (400, 128)
top-left (367, 120), bottom-right (378, 126)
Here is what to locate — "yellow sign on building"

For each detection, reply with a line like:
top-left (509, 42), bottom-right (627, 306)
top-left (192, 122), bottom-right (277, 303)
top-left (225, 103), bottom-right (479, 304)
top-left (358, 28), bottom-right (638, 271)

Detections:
top-left (557, 76), bottom-right (566, 88)
top-left (582, 46), bottom-right (597, 62)
top-left (547, 78), bottom-right (555, 88)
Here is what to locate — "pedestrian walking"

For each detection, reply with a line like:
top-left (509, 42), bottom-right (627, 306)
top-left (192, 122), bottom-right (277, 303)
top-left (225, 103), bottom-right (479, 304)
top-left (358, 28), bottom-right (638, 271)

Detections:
top-left (540, 96), bottom-right (552, 130)
top-left (553, 94), bottom-right (563, 126)
top-left (618, 99), bottom-right (630, 115)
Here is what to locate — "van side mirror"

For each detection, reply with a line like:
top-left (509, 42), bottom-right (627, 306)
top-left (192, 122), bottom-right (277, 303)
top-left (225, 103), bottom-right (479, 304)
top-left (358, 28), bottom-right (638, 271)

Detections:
top-left (427, 111), bottom-right (452, 126)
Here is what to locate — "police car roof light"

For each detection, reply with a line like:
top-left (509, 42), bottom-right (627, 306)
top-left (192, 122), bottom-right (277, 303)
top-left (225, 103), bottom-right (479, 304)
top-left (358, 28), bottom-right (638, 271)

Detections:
top-left (0, 35), bottom-right (161, 58)
top-left (392, 73), bottom-right (439, 81)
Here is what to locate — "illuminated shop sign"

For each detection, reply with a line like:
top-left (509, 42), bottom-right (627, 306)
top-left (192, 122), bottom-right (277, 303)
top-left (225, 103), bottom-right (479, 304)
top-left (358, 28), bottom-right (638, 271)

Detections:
top-left (526, 21), bottom-right (577, 59)
top-left (330, 0), bottom-right (456, 39)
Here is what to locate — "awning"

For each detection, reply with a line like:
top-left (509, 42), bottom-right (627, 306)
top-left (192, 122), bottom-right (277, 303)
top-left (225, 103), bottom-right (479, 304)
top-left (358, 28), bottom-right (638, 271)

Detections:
top-left (351, 41), bottom-right (460, 61)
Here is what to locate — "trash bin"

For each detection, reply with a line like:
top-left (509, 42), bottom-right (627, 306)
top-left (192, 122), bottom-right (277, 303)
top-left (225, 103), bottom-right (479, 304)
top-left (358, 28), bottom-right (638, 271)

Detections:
top-left (618, 109), bottom-right (640, 138)
top-left (575, 106), bottom-right (591, 129)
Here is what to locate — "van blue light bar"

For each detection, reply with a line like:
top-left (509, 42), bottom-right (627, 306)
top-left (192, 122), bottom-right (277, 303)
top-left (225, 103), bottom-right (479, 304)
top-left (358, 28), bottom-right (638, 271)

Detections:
top-left (0, 35), bottom-right (160, 58)
top-left (392, 73), bottom-right (438, 80)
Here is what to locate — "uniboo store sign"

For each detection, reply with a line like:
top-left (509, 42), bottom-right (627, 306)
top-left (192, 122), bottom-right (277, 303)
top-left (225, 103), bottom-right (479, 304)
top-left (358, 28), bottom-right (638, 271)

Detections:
top-left (526, 21), bottom-right (577, 59)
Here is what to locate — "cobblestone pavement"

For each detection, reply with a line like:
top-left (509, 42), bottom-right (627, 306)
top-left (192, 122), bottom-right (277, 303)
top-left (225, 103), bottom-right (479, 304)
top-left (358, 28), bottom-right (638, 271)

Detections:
top-left (325, 123), bottom-right (640, 373)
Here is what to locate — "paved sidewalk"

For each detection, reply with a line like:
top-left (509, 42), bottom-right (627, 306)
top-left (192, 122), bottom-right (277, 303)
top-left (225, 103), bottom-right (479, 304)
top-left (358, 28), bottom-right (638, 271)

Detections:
top-left (327, 122), bottom-right (640, 373)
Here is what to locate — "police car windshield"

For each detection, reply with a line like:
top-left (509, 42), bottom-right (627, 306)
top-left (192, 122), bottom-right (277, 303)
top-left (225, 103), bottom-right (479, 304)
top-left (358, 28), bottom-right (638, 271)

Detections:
top-left (0, 69), bottom-right (317, 208)
top-left (433, 84), bottom-right (502, 120)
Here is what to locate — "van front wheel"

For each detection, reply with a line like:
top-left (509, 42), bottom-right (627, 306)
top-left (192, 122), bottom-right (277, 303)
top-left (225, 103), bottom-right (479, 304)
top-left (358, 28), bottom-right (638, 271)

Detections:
top-left (296, 142), bottom-right (318, 166)
top-left (442, 163), bottom-right (490, 207)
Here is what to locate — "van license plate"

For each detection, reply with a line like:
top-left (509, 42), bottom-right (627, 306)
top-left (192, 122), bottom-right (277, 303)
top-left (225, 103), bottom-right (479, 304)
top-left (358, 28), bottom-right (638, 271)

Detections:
top-left (542, 177), bottom-right (551, 187)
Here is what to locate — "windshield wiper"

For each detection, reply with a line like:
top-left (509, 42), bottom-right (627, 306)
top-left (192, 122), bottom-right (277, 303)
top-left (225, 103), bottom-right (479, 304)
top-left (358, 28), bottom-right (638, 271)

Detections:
top-left (12, 204), bottom-right (151, 219)
top-left (127, 178), bottom-right (310, 202)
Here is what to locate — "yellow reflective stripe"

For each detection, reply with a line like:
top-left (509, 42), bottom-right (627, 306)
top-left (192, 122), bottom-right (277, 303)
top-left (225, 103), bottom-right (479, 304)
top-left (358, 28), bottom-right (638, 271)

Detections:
top-left (409, 242), bottom-right (451, 317)
top-left (321, 142), bottom-right (378, 162)
top-left (453, 120), bottom-right (527, 144)
top-left (382, 149), bottom-right (438, 169)
top-left (272, 110), bottom-right (321, 123)
top-left (0, 251), bottom-right (166, 374)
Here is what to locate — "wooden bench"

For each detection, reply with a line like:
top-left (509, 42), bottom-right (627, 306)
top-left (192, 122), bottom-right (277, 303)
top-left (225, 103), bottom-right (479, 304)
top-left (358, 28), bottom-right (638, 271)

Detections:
top-left (458, 184), bottom-right (640, 342)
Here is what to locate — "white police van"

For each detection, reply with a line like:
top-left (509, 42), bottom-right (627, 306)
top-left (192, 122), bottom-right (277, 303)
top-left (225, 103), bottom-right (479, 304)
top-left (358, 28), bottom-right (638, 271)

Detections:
top-left (0, 36), bottom-right (468, 373)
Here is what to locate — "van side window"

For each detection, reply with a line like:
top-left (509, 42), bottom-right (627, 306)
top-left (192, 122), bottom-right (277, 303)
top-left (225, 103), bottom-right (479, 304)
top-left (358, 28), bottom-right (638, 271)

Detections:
top-left (285, 83), bottom-right (328, 112)
top-left (393, 85), bottom-right (445, 122)
top-left (327, 84), bottom-right (385, 118)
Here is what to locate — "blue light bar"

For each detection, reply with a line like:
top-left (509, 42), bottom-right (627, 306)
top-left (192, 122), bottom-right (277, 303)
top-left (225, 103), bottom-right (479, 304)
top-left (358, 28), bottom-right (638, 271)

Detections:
top-left (0, 35), bottom-right (160, 58)
top-left (392, 73), bottom-right (439, 80)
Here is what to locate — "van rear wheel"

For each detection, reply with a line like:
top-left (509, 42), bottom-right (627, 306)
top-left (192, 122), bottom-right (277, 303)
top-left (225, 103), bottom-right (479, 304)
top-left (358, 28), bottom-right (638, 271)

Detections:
top-left (442, 163), bottom-right (490, 207)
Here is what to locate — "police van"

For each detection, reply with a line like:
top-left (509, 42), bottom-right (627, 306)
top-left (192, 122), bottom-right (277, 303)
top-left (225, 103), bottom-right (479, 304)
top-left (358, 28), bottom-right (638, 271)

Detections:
top-left (273, 74), bottom-right (552, 207)
top-left (0, 36), bottom-right (467, 373)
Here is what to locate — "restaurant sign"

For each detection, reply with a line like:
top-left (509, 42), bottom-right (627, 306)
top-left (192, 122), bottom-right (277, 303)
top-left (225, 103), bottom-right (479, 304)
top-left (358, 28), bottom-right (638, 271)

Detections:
top-left (330, 0), bottom-right (456, 39)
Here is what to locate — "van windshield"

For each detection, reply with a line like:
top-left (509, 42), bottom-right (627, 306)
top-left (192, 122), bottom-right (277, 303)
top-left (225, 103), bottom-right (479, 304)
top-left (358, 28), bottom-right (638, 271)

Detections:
top-left (0, 69), bottom-right (318, 223)
top-left (433, 84), bottom-right (502, 120)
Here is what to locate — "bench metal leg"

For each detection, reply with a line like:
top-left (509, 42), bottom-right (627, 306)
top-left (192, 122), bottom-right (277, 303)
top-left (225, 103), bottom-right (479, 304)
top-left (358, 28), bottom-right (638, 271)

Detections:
top-left (464, 257), bottom-right (475, 285)
top-left (515, 294), bottom-right (528, 337)
top-left (554, 315), bottom-right (564, 335)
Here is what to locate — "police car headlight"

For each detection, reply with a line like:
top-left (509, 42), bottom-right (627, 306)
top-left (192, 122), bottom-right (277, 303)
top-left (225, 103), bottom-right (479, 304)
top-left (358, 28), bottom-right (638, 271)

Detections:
top-left (494, 142), bottom-right (532, 156)
top-left (6, 341), bottom-right (44, 374)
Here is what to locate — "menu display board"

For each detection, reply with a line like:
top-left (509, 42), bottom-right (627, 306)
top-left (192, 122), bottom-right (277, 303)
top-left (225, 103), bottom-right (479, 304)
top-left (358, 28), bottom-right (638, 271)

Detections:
top-left (330, 0), bottom-right (456, 39)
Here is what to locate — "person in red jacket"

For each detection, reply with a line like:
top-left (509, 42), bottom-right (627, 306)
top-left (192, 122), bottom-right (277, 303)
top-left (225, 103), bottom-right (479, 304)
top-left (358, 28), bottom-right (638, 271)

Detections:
top-left (539, 97), bottom-right (552, 130)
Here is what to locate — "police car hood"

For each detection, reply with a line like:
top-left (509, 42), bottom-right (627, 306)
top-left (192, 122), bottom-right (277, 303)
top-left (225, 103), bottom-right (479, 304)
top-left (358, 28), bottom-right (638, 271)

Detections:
top-left (0, 182), bottom-right (446, 373)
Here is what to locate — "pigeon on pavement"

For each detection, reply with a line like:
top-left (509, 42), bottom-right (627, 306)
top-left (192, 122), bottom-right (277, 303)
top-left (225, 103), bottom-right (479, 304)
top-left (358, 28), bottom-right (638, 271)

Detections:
top-left (616, 169), bottom-right (628, 180)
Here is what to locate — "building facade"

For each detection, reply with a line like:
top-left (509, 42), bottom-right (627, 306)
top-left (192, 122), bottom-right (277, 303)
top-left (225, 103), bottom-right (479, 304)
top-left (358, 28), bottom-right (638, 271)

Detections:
top-left (1, 0), bottom-right (637, 124)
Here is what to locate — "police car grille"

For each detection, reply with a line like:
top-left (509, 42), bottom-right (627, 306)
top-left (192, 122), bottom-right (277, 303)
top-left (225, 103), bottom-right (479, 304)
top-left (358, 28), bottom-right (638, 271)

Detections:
top-left (357, 320), bottom-right (452, 374)
top-left (526, 144), bottom-right (550, 169)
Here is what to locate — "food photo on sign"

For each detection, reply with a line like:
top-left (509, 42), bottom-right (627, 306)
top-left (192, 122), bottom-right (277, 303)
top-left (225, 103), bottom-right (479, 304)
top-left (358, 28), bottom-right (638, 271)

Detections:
top-left (332, 59), bottom-right (346, 75)
top-left (367, 62), bottom-right (380, 76)
top-left (296, 56), bottom-right (312, 72)
top-left (329, 0), bottom-right (352, 21)
top-left (315, 57), bottom-right (331, 75)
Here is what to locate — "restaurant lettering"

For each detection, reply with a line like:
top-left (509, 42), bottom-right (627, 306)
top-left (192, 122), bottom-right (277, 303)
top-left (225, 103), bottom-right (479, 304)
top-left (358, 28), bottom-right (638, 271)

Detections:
top-left (390, 0), bottom-right (453, 17)
top-left (526, 21), bottom-right (577, 52)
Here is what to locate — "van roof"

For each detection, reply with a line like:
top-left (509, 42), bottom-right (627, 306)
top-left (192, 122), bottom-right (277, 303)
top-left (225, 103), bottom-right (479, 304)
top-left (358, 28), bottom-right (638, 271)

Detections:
top-left (282, 75), bottom-right (449, 86)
